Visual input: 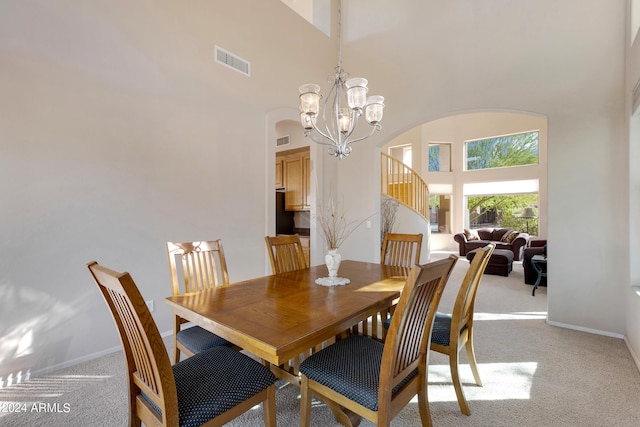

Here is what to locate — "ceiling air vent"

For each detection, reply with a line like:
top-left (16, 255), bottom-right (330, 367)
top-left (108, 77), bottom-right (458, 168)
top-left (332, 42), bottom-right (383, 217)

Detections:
top-left (276, 135), bottom-right (290, 147)
top-left (215, 45), bottom-right (251, 77)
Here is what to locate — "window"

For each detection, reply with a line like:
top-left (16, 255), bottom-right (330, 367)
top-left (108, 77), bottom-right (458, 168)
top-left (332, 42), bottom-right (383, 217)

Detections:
top-left (465, 131), bottom-right (539, 171)
top-left (388, 145), bottom-right (412, 166)
top-left (428, 143), bottom-right (451, 172)
top-left (429, 194), bottom-right (451, 233)
top-left (466, 193), bottom-right (539, 236)
top-left (281, 0), bottom-right (330, 36)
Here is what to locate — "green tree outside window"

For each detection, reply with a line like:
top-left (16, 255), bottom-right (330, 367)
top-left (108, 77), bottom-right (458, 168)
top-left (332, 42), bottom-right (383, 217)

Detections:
top-left (429, 145), bottom-right (440, 172)
top-left (466, 131), bottom-right (539, 170)
top-left (467, 194), bottom-right (539, 236)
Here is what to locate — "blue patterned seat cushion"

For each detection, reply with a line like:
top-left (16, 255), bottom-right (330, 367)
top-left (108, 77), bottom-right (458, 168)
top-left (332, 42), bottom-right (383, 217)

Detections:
top-left (383, 317), bottom-right (391, 330)
top-left (431, 312), bottom-right (468, 346)
top-left (176, 325), bottom-right (232, 353)
top-left (431, 312), bottom-right (453, 346)
top-left (144, 346), bottom-right (276, 427)
top-left (299, 335), bottom-right (416, 411)
top-left (384, 312), bottom-right (464, 347)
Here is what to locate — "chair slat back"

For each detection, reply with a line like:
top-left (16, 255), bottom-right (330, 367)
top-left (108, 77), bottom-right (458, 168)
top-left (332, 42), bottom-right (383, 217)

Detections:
top-left (455, 243), bottom-right (494, 332)
top-left (167, 240), bottom-right (229, 295)
top-left (381, 255), bottom-right (457, 390)
top-left (87, 261), bottom-right (178, 426)
top-left (265, 234), bottom-right (307, 274)
top-left (381, 233), bottom-right (423, 268)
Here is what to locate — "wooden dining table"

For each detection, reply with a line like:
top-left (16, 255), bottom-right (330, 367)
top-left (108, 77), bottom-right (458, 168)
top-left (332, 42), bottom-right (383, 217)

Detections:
top-left (166, 260), bottom-right (408, 426)
top-left (165, 260), bottom-right (408, 371)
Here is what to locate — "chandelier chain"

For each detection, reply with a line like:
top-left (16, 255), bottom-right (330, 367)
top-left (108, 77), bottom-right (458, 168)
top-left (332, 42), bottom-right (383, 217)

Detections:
top-left (337, 0), bottom-right (342, 71)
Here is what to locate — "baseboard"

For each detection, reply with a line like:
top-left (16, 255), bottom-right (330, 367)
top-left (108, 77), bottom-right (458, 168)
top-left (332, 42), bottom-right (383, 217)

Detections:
top-left (546, 320), bottom-right (625, 339)
top-left (624, 336), bottom-right (640, 373)
top-left (30, 330), bottom-right (174, 379)
top-left (32, 322), bottom-right (640, 379)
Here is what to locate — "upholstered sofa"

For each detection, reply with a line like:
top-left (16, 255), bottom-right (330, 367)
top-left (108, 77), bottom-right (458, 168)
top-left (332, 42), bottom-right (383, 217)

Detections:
top-left (454, 227), bottom-right (529, 261)
top-left (523, 239), bottom-right (547, 285)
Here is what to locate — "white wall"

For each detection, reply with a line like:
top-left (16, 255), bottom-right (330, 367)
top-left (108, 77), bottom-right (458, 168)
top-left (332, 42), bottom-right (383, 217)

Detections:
top-left (0, 0), bottom-right (336, 377)
top-left (626, 0), bottom-right (640, 367)
top-left (0, 0), bottom-right (636, 379)
top-left (394, 204), bottom-right (432, 265)
top-left (337, 0), bottom-right (628, 339)
top-left (275, 120), bottom-right (308, 153)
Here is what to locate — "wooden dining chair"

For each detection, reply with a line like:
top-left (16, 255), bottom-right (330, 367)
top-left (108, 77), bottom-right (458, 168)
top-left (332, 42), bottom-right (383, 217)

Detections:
top-left (167, 240), bottom-right (232, 363)
top-left (380, 232), bottom-right (423, 267)
top-left (378, 232), bottom-right (423, 340)
top-left (299, 255), bottom-right (458, 427)
top-left (264, 234), bottom-right (310, 376)
top-left (87, 261), bottom-right (277, 427)
top-left (430, 243), bottom-right (495, 416)
top-left (265, 234), bottom-right (307, 274)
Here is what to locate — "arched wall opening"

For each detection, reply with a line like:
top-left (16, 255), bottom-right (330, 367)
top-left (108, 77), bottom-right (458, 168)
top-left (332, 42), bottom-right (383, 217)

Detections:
top-left (266, 108), bottom-right (339, 271)
top-left (381, 110), bottom-right (548, 253)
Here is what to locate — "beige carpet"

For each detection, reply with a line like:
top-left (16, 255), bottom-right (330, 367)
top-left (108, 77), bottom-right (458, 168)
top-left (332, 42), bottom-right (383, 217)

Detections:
top-left (2, 255), bottom-right (640, 426)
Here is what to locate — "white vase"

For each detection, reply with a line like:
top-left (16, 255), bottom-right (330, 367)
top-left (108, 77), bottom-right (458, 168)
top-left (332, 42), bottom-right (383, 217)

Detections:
top-left (325, 249), bottom-right (342, 278)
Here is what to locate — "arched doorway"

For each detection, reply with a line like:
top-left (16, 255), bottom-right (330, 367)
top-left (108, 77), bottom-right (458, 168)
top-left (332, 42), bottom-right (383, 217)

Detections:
top-left (381, 111), bottom-right (548, 252)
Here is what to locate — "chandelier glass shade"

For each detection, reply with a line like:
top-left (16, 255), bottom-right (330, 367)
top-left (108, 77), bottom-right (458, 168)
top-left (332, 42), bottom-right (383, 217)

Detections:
top-left (298, 1), bottom-right (384, 159)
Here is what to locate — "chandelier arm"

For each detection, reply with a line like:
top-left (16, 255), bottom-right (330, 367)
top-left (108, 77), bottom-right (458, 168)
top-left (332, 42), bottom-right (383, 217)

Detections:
top-left (345, 124), bottom-right (382, 146)
top-left (306, 132), bottom-right (336, 146)
top-left (327, 78), bottom-right (342, 144)
top-left (308, 117), bottom-right (335, 144)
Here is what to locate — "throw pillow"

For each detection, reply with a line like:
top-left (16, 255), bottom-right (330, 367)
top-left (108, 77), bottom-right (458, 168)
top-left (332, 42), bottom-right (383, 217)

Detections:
top-left (501, 230), bottom-right (520, 243)
top-left (464, 228), bottom-right (480, 241)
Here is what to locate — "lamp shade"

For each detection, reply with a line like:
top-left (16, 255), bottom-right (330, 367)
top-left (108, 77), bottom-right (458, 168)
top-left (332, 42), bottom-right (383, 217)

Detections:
top-left (520, 207), bottom-right (537, 219)
top-left (365, 96), bottom-right (384, 124)
top-left (300, 111), bottom-right (315, 130)
top-left (345, 77), bottom-right (368, 110)
top-left (338, 108), bottom-right (351, 133)
top-left (299, 84), bottom-right (321, 116)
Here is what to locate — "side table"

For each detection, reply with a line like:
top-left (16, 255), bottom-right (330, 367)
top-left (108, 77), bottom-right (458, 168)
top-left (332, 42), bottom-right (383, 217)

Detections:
top-left (531, 255), bottom-right (547, 296)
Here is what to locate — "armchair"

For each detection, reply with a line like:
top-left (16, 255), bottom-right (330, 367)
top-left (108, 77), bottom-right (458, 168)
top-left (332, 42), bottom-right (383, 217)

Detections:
top-left (523, 239), bottom-right (547, 286)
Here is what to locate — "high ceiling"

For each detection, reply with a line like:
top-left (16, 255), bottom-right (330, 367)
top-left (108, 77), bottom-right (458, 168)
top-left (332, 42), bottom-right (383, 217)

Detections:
top-left (278, 0), bottom-right (625, 141)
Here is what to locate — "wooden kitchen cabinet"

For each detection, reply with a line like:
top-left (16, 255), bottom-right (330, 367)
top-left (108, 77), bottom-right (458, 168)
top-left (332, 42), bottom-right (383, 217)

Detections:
top-left (284, 155), bottom-right (303, 210)
top-left (275, 157), bottom-right (284, 188)
top-left (277, 148), bottom-right (310, 211)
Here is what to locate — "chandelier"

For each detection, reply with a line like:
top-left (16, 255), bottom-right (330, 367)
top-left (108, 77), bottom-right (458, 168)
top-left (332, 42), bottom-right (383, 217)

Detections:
top-left (298, 0), bottom-right (384, 159)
